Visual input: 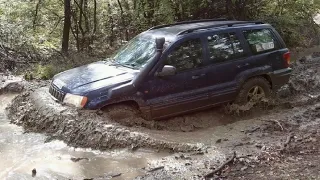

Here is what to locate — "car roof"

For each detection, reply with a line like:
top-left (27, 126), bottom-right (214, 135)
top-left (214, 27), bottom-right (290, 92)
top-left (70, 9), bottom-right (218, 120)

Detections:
top-left (142, 20), bottom-right (266, 42)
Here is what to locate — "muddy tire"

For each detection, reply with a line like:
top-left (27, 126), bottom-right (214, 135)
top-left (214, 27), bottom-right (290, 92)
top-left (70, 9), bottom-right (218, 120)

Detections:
top-left (106, 104), bottom-right (139, 120)
top-left (235, 77), bottom-right (271, 105)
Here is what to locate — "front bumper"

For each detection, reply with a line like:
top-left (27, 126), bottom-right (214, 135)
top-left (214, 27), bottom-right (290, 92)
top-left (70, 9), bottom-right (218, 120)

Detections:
top-left (269, 68), bottom-right (292, 90)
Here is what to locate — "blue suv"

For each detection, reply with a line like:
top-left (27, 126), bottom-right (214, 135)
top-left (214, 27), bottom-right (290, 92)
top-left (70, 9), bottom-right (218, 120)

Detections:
top-left (49, 19), bottom-right (292, 120)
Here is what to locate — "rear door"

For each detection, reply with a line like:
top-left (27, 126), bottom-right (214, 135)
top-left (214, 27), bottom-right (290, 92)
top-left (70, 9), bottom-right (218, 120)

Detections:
top-left (202, 30), bottom-right (253, 103)
top-left (141, 37), bottom-right (211, 118)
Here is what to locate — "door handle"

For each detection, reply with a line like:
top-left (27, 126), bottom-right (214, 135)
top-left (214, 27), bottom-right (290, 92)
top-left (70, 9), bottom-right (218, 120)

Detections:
top-left (237, 63), bottom-right (250, 68)
top-left (192, 73), bottom-right (206, 80)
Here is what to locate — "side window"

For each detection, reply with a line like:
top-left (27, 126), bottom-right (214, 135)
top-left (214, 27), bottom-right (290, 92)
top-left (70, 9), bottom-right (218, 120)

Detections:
top-left (207, 32), bottom-right (244, 63)
top-left (166, 38), bottom-right (203, 72)
top-left (243, 29), bottom-right (279, 54)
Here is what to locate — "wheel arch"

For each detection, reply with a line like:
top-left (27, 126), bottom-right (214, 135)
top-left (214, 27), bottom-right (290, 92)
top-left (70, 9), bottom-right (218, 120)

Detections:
top-left (238, 73), bottom-right (273, 91)
top-left (240, 74), bottom-right (272, 89)
top-left (236, 66), bottom-right (273, 90)
top-left (100, 99), bottom-right (140, 110)
top-left (100, 99), bottom-right (152, 120)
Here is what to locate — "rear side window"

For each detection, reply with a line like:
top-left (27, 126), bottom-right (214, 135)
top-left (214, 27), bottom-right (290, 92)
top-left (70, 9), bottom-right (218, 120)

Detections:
top-left (166, 38), bottom-right (203, 72)
top-left (207, 32), bottom-right (244, 64)
top-left (243, 29), bottom-right (279, 54)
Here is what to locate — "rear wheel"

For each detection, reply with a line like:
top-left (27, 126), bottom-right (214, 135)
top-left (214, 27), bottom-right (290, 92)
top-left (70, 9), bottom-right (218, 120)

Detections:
top-left (235, 77), bottom-right (271, 105)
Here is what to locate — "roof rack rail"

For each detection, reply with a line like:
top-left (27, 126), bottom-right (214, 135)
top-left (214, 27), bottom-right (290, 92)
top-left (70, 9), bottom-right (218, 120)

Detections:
top-left (148, 18), bottom-right (228, 31)
top-left (177, 21), bottom-right (264, 35)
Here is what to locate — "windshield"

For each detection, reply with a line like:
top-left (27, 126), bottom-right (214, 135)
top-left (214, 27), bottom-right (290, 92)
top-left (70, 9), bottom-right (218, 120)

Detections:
top-left (111, 35), bottom-right (156, 69)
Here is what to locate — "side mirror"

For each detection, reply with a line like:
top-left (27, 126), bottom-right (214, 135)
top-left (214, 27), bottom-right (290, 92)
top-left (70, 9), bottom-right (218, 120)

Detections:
top-left (156, 65), bottom-right (176, 77)
top-left (156, 37), bottom-right (165, 51)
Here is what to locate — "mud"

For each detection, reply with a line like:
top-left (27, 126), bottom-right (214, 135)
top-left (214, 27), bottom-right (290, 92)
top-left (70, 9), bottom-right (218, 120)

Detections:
top-left (0, 94), bottom-right (175, 179)
top-left (3, 54), bottom-right (320, 179)
top-left (0, 75), bottom-right (24, 95)
top-left (6, 87), bottom-right (205, 153)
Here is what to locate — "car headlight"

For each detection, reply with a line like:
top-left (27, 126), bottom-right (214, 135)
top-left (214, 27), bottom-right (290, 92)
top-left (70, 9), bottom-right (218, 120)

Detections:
top-left (63, 93), bottom-right (88, 108)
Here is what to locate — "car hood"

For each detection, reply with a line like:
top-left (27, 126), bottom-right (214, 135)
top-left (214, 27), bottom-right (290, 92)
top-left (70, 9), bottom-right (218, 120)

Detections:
top-left (52, 61), bottom-right (138, 93)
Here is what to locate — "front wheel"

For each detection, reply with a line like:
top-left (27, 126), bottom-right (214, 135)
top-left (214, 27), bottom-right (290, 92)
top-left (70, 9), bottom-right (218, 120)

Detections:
top-left (235, 77), bottom-right (271, 105)
top-left (105, 104), bottom-right (139, 120)
top-left (105, 103), bottom-right (152, 122)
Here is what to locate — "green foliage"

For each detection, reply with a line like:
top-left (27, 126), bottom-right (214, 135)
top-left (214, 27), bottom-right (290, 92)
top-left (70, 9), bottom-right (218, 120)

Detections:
top-left (26, 52), bottom-right (101, 80)
top-left (24, 72), bottom-right (34, 81)
top-left (35, 64), bottom-right (56, 80)
top-left (260, 0), bottom-right (320, 47)
top-left (0, 0), bottom-right (320, 58)
top-left (0, 0), bottom-right (62, 47)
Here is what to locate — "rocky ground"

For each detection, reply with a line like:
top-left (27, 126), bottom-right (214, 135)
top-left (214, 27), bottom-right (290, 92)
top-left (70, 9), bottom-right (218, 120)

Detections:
top-left (1, 54), bottom-right (320, 179)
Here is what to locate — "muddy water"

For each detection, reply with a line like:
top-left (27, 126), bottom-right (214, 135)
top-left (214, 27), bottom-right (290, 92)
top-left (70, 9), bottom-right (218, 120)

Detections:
top-left (0, 94), bottom-right (167, 180)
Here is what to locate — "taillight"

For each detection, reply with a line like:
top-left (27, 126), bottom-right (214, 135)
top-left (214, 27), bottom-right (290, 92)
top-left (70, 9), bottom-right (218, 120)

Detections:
top-left (283, 52), bottom-right (291, 68)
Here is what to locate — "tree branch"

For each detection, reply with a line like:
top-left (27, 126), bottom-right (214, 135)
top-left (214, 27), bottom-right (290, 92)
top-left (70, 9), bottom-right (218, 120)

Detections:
top-left (204, 151), bottom-right (236, 179)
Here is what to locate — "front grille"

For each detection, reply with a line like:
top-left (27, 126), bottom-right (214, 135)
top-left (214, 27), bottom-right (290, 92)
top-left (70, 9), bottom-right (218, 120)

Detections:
top-left (49, 84), bottom-right (66, 102)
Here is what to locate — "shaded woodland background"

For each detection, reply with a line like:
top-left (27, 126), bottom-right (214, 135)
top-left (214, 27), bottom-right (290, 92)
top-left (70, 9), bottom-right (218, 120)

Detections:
top-left (0, 0), bottom-right (319, 78)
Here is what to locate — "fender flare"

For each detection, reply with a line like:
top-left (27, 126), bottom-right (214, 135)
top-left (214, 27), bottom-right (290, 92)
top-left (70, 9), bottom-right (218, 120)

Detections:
top-left (235, 65), bottom-right (273, 89)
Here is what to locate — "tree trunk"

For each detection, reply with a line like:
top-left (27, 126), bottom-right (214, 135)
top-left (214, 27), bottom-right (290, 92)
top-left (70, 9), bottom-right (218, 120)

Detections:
top-left (33, 0), bottom-right (42, 30)
top-left (117, 0), bottom-right (128, 41)
top-left (93, 0), bottom-right (97, 34)
top-left (62, 0), bottom-right (71, 53)
top-left (77, 0), bottom-right (85, 37)
top-left (84, 0), bottom-right (90, 34)
top-left (107, 3), bottom-right (115, 47)
top-left (71, 7), bottom-right (80, 51)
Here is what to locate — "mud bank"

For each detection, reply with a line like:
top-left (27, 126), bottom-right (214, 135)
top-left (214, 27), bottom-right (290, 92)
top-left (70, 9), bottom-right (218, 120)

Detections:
top-left (6, 87), bottom-right (205, 153)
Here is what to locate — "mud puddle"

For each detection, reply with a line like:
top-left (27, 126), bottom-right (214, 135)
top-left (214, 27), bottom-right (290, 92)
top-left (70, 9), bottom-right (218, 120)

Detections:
top-left (0, 94), bottom-right (169, 180)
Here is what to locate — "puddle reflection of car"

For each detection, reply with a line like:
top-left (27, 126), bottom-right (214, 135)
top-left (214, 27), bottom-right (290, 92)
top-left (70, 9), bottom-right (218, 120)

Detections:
top-left (49, 19), bottom-right (292, 120)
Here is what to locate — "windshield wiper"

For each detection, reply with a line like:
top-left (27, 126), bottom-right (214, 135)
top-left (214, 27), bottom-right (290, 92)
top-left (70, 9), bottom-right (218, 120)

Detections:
top-left (109, 62), bottom-right (121, 66)
top-left (121, 63), bottom-right (138, 69)
top-left (109, 62), bottom-right (137, 69)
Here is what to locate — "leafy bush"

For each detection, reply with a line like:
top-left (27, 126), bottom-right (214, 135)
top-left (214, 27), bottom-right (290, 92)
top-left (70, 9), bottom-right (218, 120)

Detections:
top-left (35, 64), bottom-right (56, 80)
top-left (29, 52), bottom-right (102, 80)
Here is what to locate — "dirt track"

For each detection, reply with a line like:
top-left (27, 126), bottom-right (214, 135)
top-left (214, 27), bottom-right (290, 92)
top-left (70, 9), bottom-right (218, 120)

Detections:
top-left (3, 54), bottom-right (320, 179)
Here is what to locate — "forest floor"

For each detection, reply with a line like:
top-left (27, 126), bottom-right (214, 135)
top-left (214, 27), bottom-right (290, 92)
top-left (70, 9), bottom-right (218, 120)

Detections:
top-left (1, 53), bottom-right (320, 179)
